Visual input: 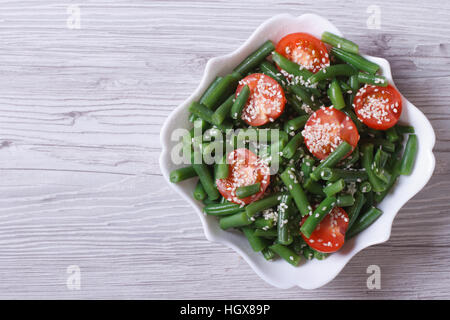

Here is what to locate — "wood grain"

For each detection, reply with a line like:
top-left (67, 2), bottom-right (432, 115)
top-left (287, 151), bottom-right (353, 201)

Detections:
top-left (0, 0), bottom-right (449, 299)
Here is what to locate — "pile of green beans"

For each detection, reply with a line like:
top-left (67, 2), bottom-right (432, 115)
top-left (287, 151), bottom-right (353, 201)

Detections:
top-left (169, 31), bottom-right (418, 267)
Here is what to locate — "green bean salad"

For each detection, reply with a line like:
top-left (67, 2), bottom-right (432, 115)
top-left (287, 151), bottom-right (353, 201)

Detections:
top-left (169, 30), bottom-right (417, 266)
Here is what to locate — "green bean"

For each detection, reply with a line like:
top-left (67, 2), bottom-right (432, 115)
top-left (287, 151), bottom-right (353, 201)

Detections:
top-left (236, 183), bottom-right (261, 199)
top-left (365, 127), bottom-right (384, 138)
top-left (219, 211), bottom-right (252, 230)
top-left (331, 47), bottom-right (379, 74)
top-left (278, 130), bottom-right (289, 145)
top-left (277, 194), bottom-right (292, 245)
top-left (254, 229), bottom-right (278, 238)
top-left (339, 79), bottom-right (353, 93)
top-left (236, 128), bottom-right (284, 144)
top-left (374, 148), bottom-right (389, 169)
top-left (215, 120), bottom-right (234, 131)
top-left (212, 94), bottom-right (234, 125)
top-left (317, 167), bottom-right (333, 180)
top-left (374, 159), bottom-right (401, 203)
top-left (327, 78), bottom-right (346, 109)
top-left (303, 178), bottom-right (326, 196)
top-left (203, 197), bottom-right (219, 205)
top-left (202, 72), bottom-right (241, 110)
top-left (346, 207), bottom-right (383, 239)
top-left (310, 141), bottom-right (353, 181)
top-left (202, 140), bottom-right (222, 161)
top-left (347, 191), bottom-right (365, 230)
top-left (193, 180), bottom-right (206, 201)
top-left (347, 75), bottom-right (359, 108)
top-left (340, 145), bottom-right (360, 168)
top-left (301, 156), bottom-right (316, 179)
top-left (204, 202), bottom-right (242, 216)
top-left (169, 166), bottom-right (197, 183)
top-left (276, 233), bottom-right (293, 246)
top-left (363, 138), bottom-right (395, 153)
top-left (188, 101), bottom-right (215, 124)
top-left (192, 153), bottom-right (220, 200)
top-left (300, 196), bottom-right (337, 238)
top-left (188, 113), bottom-right (197, 122)
top-left (289, 147), bottom-right (305, 165)
top-left (362, 191), bottom-right (375, 212)
top-left (284, 115), bottom-right (309, 133)
top-left (302, 246), bottom-right (314, 260)
top-left (194, 117), bottom-right (212, 133)
top-left (259, 142), bottom-right (283, 167)
top-left (259, 61), bottom-right (289, 89)
top-left (336, 194), bottom-right (355, 207)
top-left (286, 93), bottom-right (308, 115)
top-left (189, 102), bottom-right (234, 131)
top-left (269, 243), bottom-right (301, 266)
top-left (321, 31), bottom-right (359, 54)
top-left (357, 72), bottom-right (388, 87)
top-left (182, 128), bottom-right (195, 158)
top-left (291, 237), bottom-right (307, 254)
top-left (343, 107), bottom-right (364, 132)
top-left (234, 40), bottom-right (275, 76)
top-left (289, 85), bottom-right (318, 110)
top-left (272, 51), bottom-right (313, 81)
top-left (359, 181), bottom-right (372, 193)
top-left (361, 143), bottom-right (386, 193)
top-left (316, 80), bottom-right (328, 90)
top-left (373, 166), bottom-right (391, 184)
top-left (282, 132), bottom-right (304, 159)
top-left (242, 227), bottom-right (269, 252)
top-left (245, 192), bottom-right (285, 217)
top-left (261, 247), bottom-right (275, 260)
top-left (280, 167), bottom-right (311, 217)
top-left (399, 134), bottom-right (418, 175)
top-left (214, 155), bottom-right (229, 180)
top-left (231, 85), bottom-right (250, 120)
top-left (323, 179), bottom-right (346, 197)
top-left (319, 168), bottom-right (368, 182)
top-left (349, 74), bottom-right (360, 92)
top-left (313, 250), bottom-right (328, 260)
top-left (396, 125), bottom-right (415, 135)
top-left (308, 64), bottom-right (357, 84)
top-left (385, 126), bottom-right (399, 143)
top-left (199, 76), bottom-right (223, 106)
top-left (254, 216), bottom-right (275, 230)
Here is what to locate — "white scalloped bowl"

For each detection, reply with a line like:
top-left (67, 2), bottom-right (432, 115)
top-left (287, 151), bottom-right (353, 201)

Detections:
top-left (159, 13), bottom-right (436, 289)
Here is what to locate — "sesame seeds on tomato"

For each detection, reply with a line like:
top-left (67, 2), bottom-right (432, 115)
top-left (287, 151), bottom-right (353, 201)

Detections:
top-left (355, 85), bottom-right (392, 125)
top-left (218, 148), bottom-right (270, 206)
top-left (237, 74), bottom-right (285, 126)
top-left (302, 113), bottom-right (344, 156)
top-left (353, 84), bottom-right (402, 130)
top-left (291, 43), bottom-right (330, 73)
top-left (302, 107), bottom-right (359, 160)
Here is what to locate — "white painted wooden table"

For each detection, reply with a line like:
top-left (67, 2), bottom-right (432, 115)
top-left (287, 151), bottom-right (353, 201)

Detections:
top-left (0, 0), bottom-right (449, 299)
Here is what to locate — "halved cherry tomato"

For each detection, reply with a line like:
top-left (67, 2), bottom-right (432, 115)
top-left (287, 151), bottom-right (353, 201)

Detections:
top-left (275, 32), bottom-right (330, 73)
top-left (300, 207), bottom-right (349, 253)
top-left (353, 84), bottom-right (402, 130)
top-left (216, 148), bottom-right (270, 205)
top-left (236, 73), bottom-right (286, 126)
top-left (302, 107), bottom-right (359, 160)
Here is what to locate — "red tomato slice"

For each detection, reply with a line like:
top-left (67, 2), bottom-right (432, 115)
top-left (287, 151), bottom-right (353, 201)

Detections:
top-left (353, 84), bottom-right (402, 130)
top-left (300, 207), bottom-right (349, 253)
top-left (216, 148), bottom-right (270, 205)
top-left (275, 32), bottom-right (330, 73)
top-left (302, 107), bottom-right (360, 160)
top-left (236, 73), bottom-right (286, 126)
